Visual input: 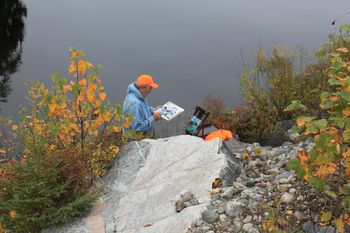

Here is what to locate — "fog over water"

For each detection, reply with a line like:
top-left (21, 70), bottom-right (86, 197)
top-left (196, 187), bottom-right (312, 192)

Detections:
top-left (1, 0), bottom-right (349, 119)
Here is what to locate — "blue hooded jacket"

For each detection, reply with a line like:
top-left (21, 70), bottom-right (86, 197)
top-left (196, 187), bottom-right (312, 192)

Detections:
top-left (122, 83), bottom-right (155, 135)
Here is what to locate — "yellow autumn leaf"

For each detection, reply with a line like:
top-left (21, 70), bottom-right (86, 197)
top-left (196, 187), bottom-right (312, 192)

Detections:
top-left (304, 173), bottom-right (311, 181)
top-left (336, 47), bottom-right (349, 53)
top-left (48, 103), bottom-right (57, 116)
top-left (296, 118), bottom-right (305, 127)
top-left (78, 78), bottom-right (87, 86)
top-left (99, 92), bottom-right (107, 101)
top-left (335, 217), bottom-right (345, 233)
top-left (67, 63), bottom-right (76, 74)
top-left (95, 99), bottom-right (102, 105)
top-left (261, 219), bottom-right (275, 232)
top-left (95, 116), bottom-right (104, 126)
top-left (285, 210), bottom-right (294, 216)
top-left (102, 112), bottom-right (112, 122)
top-left (337, 77), bottom-right (348, 87)
top-left (330, 96), bottom-right (340, 102)
top-left (90, 83), bottom-right (97, 91)
top-left (113, 125), bottom-right (122, 133)
top-left (317, 163), bottom-right (337, 178)
top-left (76, 95), bottom-right (83, 103)
top-left (9, 210), bottom-right (17, 218)
top-left (210, 187), bottom-right (221, 194)
top-left (12, 125), bottom-right (18, 131)
top-left (77, 60), bottom-right (87, 75)
top-left (344, 85), bottom-right (350, 93)
top-left (343, 108), bottom-right (350, 117)
top-left (86, 90), bottom-right (95, 103)
top-left (86, 61), bottom-right (94, 69)
top-left (242, 151), bottom-right (249, 159)
top-left (63, 84), bottom-right (73, 93)
top-left (345, 158), bottom-right (350, 178)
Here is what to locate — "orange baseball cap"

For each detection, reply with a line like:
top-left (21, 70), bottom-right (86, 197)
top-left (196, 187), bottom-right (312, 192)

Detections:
top-left (136, 74), bottom-right (159, 89)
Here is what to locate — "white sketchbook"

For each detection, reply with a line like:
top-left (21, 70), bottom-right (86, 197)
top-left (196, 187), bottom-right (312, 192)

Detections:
top-left (157, 101), bottom-right (184, 121)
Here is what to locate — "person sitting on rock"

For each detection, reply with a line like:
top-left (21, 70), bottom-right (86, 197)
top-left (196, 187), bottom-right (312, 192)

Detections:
top-left (122, 74), bottom-right (161, 135)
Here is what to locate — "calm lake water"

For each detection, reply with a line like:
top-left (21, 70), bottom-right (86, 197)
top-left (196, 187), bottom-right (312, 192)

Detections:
top-left (1, 0), bottom-right (349, 120)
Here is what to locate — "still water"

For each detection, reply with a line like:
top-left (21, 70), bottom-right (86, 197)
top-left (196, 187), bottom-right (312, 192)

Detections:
top-left (1, 0), bottom-right (349, 120)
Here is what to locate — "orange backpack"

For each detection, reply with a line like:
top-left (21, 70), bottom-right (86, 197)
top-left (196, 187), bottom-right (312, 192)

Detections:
top-left (204, 129), bottom-right (233, 141)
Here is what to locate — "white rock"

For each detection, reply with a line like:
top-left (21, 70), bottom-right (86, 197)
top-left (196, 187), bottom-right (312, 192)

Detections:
top-left (281, 193), bottom-right (294, 203)
top-left (226, 201), bottom-right (244, 217)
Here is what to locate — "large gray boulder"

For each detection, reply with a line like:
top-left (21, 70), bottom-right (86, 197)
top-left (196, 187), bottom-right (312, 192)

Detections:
top-left (43, 135), bottom-right (241, 233)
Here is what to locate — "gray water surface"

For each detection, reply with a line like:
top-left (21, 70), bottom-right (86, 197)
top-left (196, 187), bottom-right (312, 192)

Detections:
top-left (1, 0), bottom-right (349, 119)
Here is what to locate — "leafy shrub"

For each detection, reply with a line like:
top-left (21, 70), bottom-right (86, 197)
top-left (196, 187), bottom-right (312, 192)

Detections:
top-left (0, 48), bottom-right (132, 231)
top-left (0, 146), bottom-right (97, 233)
top-left (285, 46), bottom-right (350, 232)
top-left (202, 94), bottom-right (279, 143)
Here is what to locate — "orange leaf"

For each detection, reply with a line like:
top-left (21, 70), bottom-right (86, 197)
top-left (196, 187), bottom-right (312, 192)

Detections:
top-left (9, 210), bottom-right (17, 218)
top-left (102, 112), bottom-right (112, 122)
top-left (316, 163), bottom-right (337, 178)
top-left (95, 116), bottom-right (104, 126)
top-left (77, 60), bottom-right (87, 75)
top-left (341, 214), bottom-right (350, 225)
top-left (242, 151), bottom-right (249, 159)
top-left (343, 108), bottom-right (350, 117)
top-left (113, 125), bottom-right (122, 133)
top-left (86, 90), bottom-right (95, 103)
top-left (77, 95), bottom-right (84, 102)
top-left (63, 85), bottom-right (73, 93)
top-left (296, 118), bottom-right (305, 127)
top-left (90, 83), bottom-right (97, 91)
top-left (345, 158), bottom-right (350, 178)
top-left (78, 78), bottom-right (87, 86)
top-left (99, 92), bottom-right (107, 101)
top-left (330, 96), bottom-right (340, 102)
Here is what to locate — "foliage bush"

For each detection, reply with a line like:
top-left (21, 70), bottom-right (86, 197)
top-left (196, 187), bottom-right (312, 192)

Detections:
top-left (203, 29), bottom-right (350, 144)
top-left (285, 45), bottom-right (350, 232)
top-left (0, 146), bottom-right (97, 233)
top-left (0, 48), bottom-right (132, 231)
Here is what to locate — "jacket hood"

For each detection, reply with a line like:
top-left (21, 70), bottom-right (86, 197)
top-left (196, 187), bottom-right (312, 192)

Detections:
top-left (127, 83), bottom-right (145, 101)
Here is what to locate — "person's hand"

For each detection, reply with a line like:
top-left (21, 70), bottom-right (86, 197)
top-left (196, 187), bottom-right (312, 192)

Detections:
top-left (153, 111), bottom-right (161, 121)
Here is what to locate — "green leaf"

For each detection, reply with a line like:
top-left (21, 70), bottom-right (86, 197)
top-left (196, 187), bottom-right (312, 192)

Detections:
top-left (320, 92), bottom-right (332, 102)
top-left (329, 117), bottom-right (346, 128)
top-left (338, 91), bottom-right (350, 102)
top-left (328, 78), bottom-right (340, 86)
top-left (305, 123), bottom-right (318, 135)
top-left (340, 23), bottom-right (350, 32)
top-left (320, 101), bottom-right (334, 109)
top-left (57, 78), bottom-right (67, 91)
top-left (321, 211), bottom-right (333, 222)
top-left (314, 119), bottom-right (328, 130)
top-left (72, 84), bottom-right (80, 96)
top-left (340, 186), bottom-right (350, 195)
top-left (325, 190), bottom-right (337, 199)
top-left (287, 159), bottom-right (305, 179)
top-left (315, 48), bottom-right (327, 58)
top-left (308, 177), bottom-right (325, 192)
top-left (290, 126), bottom-right (300, 134)
top-left (284, 100), bottom-right (308, 112)
top-left (52, 126), bottom-right (59, 137)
